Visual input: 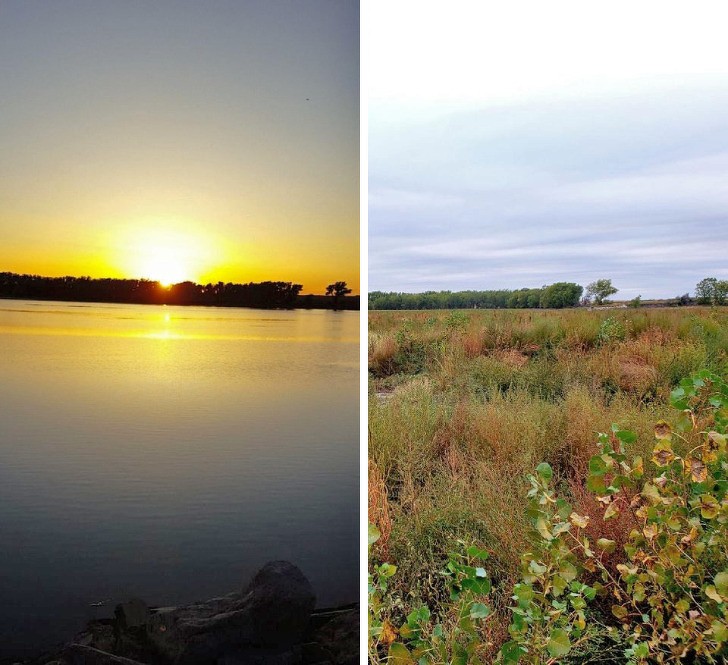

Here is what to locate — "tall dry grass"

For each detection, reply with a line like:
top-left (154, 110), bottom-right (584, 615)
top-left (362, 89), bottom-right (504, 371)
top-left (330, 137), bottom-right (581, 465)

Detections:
top-left (368, 306), bottom-right (728, 643)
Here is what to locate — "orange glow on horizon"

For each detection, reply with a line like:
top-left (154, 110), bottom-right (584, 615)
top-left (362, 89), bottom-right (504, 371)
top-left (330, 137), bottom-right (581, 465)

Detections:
top-left (0, 217), bottom-right (359, 295)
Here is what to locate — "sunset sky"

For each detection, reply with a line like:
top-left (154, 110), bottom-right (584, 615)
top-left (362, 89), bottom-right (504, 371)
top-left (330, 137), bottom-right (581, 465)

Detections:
top-left (369, 1), bottom-right (728, 299)
top-left (0, 1), bottom-right (359, 294)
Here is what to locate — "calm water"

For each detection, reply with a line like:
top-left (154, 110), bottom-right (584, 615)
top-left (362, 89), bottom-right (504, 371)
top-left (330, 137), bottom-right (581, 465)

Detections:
top-left (0, 300), bottom-right (359, 656)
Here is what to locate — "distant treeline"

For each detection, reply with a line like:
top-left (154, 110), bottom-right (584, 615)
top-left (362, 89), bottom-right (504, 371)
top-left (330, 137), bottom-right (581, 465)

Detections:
top-left (0, 272), bottom-right (359, 310)
top-left (369, 283), bottom-right (584, 310)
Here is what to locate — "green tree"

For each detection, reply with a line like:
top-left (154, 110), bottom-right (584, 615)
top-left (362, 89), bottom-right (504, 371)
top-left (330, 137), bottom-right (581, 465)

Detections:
top-left (696, 277), bottom-right (728, 305)
top-left (539, 282), bottom-right (583, 309)
top-left (586, 278), bottom-right (618, 305)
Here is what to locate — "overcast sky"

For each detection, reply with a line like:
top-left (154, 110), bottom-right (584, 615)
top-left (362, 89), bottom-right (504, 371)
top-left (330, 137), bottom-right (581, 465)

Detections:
top-left (368, 1), bottom-right (728, 299)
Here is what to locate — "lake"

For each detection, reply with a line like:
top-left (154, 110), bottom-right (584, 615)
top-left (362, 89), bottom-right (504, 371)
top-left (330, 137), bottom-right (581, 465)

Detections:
top-left (0, 300), bottom-right (359, 657)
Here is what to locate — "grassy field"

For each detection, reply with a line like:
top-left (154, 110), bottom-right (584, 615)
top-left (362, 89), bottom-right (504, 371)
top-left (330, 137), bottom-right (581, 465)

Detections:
top-left (368, 307), bottom-right (728, 662)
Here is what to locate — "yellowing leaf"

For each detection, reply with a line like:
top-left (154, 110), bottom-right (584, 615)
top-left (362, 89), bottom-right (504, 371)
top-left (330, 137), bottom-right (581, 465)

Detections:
top-left (632, 456), bottom-right (644, 478)
top-left (380, 620), bottom-right (398, 646)
top-left (604, 502), bottom-right (620, 520)
top-left (705, 585), bottom-right (723, 604)
top-left (388, 643), bottom-right (415, 665)
top-left (687, 457), bottom-right (707, 483)
top-left (642, 482), bottom-right (661, 505)
top-left (698, 494), bottom-right (720, 519)
top-left (612, 604), bottom-right (629, 620)
top-left (652, 441), bottom-right (675, 467)
top-left (681, 526), bottom-right (699, 544)
top-left (535, 516), bottom-right (553, 541)
top-left (708, 430), bottom-right (726, 451)
top-left (569, 512), bottom-right (589, 529)
top-left (643, 523), bottom-right (658, 540)
top-left (654, 421), bottom-right (672, 439)
top-left (597, 538), bottom-right (617, 553)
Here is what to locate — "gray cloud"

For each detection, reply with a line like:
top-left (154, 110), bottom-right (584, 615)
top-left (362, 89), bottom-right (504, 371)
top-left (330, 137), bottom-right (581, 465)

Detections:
top-left (369, 82), bottom-right (728, 298)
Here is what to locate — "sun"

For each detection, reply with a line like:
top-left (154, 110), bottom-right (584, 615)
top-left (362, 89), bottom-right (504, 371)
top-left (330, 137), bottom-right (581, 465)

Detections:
top-left (118, 222), bottom-right (214, 286)
top-left (142, 250), bottom-right (191, 287)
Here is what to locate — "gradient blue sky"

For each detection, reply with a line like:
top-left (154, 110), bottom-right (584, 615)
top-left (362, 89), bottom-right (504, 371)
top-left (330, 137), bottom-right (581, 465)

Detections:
top-left (0, 0), bottom-right (359, 293)
top-left (368, 2), bottom-right (728, 299)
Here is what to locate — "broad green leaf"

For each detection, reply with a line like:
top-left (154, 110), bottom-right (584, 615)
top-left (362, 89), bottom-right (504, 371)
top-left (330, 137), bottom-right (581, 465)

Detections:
top-left (586, 474), bottom-right (607, 493)
top-left (714, 571), bottom-right (728, 597)
top-left (466, 545), bottom-right (490, 560)
top-left (368, 523), bottom-right (381, 546)
top-left (470, 602), bottom-right (491, 619)
top-left (547, 628), bottom-right (571, 658)
top-left (462, 577), bottom-right (491, 595)
top-left (633, 643), bottom-right (650, 658)
top-left (589, 456), bottom-right (608, 476)
top-left (552, 575), bottom-right (567, 596)
top-left (499, 640), bottom-right (526, 664)
top-left (615, 429), bottom-right (637, 444)
top-left (711, 620), bottom-right (728, 642)
top-left (536, 462), bottom-right (553, 481)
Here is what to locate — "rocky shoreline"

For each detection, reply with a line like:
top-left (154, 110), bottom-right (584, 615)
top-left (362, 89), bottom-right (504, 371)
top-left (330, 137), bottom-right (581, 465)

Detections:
top-left (9, 562), bottom-right (358, 665)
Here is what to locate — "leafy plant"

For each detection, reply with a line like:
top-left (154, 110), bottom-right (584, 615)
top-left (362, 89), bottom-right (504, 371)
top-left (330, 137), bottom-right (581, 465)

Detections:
top-left (597, 316), bottom-right (626, 345)
top-left (499, 462), bottom-right (599, 664)
top-left (582, 371), bottom-right (728, 662)
top-left (368, 529), bottom-right (494, 664)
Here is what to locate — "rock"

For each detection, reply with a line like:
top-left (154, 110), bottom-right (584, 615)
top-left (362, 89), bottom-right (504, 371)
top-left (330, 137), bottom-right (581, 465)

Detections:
top-left (114, 599), bottom-right (149, 630)
top-left (303, 607), bottom-right (359, 665)
top-left (30, 561), bottom-right (330, 665)
top-left (243, 561), bottom-right (316, 648)
top-left (145, 561), bottom-right (316, 663)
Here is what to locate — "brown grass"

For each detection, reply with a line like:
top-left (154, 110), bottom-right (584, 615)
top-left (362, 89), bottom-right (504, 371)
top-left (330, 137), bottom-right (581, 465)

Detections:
top-left (368, 307), bottom-right (728, 654)
top-left (369, 334), bottom-right (398, 376)
top-left (461, 329), bottom-right (484, 358)
top-left (368, 459), bottom-right (392, 558)
top-left (494, 348), bottom-right (529, 367)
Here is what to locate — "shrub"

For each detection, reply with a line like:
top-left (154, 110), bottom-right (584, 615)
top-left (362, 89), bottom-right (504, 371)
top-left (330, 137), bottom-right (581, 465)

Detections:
top-left (598, 317), bottom-right (627, 345)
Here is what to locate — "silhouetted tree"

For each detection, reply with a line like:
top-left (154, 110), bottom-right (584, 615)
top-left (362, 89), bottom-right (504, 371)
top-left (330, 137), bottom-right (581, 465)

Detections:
top-left (0, 272), bottom-right (307, 309)
top-left (326, 281), bottom-right (352, 310)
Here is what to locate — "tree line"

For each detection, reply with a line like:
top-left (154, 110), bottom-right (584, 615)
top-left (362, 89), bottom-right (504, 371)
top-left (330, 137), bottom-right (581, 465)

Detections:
top-left (369, 282), bottom-right (584, 310)
top-left (0, 272), bottom-right (356, 309)
top-left (369, 277), bottom-right (726, 310)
